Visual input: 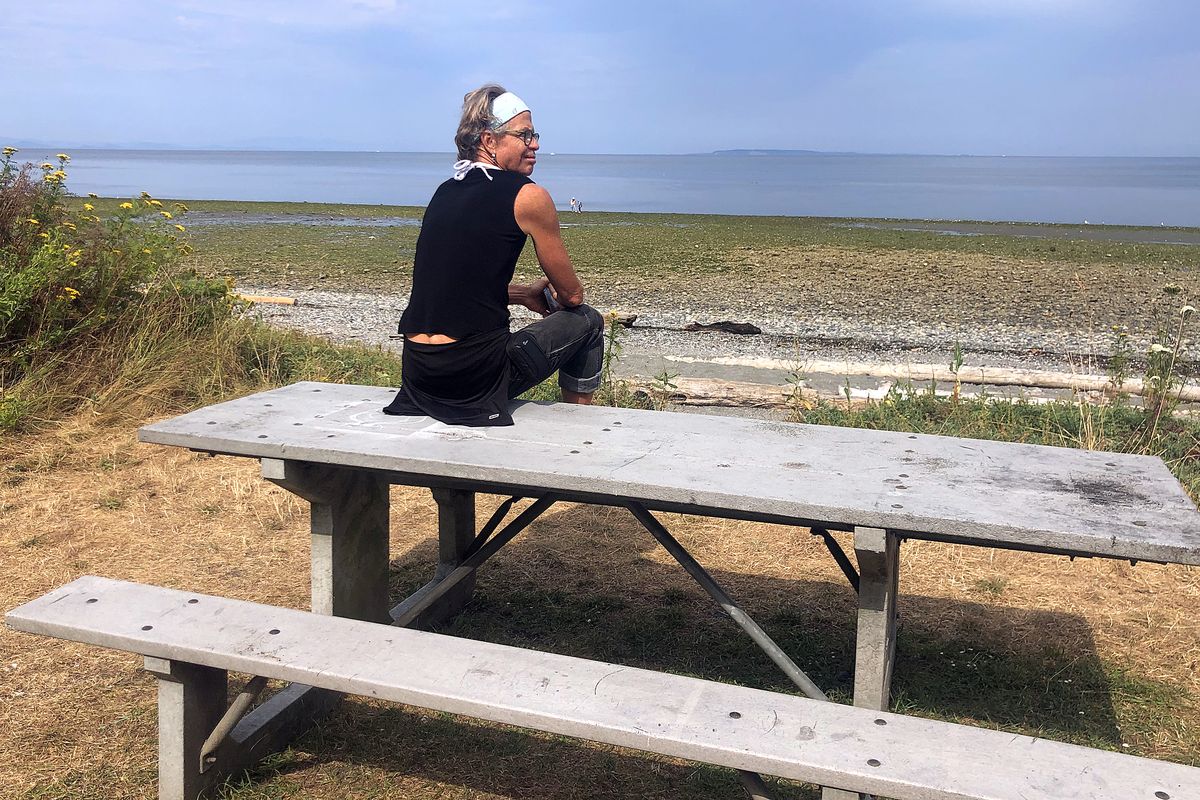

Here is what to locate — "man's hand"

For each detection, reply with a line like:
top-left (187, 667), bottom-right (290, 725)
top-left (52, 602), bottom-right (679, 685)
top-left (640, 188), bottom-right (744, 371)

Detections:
top-left (510, 276), bottom-right (554, 316)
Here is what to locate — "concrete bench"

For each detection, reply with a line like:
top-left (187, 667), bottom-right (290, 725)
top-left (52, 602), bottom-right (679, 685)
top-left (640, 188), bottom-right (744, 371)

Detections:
top-left (9, 575), bottom-right (1199, 800)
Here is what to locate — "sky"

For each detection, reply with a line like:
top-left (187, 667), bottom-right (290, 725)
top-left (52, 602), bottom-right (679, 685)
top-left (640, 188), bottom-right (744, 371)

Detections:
top-left (2, 0), bottom-right (1199, 156)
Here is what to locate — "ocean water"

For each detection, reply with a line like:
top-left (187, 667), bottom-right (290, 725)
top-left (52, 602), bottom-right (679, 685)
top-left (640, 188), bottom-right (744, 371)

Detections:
top-left (15, 148), bottom-right (1200, 227)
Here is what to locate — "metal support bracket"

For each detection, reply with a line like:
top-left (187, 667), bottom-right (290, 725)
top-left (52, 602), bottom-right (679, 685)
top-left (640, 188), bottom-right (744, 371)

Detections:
top-left (626, 502), bottom-right (827, 700)
top-left (391, 494), bottom-right (557, 627)
top-left (811, 527), bottom-right (861, 592)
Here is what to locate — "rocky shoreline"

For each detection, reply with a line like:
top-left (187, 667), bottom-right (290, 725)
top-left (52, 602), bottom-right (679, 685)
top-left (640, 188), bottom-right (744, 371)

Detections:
top-left (239, 284), bottom-right (1171, 380)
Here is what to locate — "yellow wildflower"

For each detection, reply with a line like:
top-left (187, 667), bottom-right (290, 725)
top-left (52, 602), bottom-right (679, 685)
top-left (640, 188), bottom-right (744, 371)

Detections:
top-left (61, 287), bottom-right (80, 299)
top-left (142, 248), bottom-right (152, 254)
top-left (148, 199), bottom-right (163, 207)
top-left (119, 202), bottom-right (134, 210)
top-left (2, 146), bottom-right (16, 155)
top-left (83, 203), bottom-right (95, 212)
top-left (140, 191), bottom-right (152, 199)
top-left (160, 210), bottom-right (173, 220)
top-left (87, 192), bottom-right (98, 198)
top-left (56, 153), bottom-right (70, 161)
top-left (38, 232), bottom-right (50, 239)
top-left (174, 224), bottom-right (186, 232)
top-left (174, 202), bottom-right (189, 212)
top-left (27, 218), bottom-right (39, 225)
top-left (62, 222), bottom-right (76, 230)
top-left (41, 162), bottom-right (54, 169)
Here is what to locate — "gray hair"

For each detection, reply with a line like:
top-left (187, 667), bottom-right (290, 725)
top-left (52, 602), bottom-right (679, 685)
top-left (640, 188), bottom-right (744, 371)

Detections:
top-left (455, 83), bottom-right (508, 161)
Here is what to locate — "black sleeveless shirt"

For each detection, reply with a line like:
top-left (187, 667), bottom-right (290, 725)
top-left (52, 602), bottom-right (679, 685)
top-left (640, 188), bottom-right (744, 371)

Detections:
top-left (385, 167), bottom-right (533, 426)
top-left (399, 168), bottom-right (533, 338)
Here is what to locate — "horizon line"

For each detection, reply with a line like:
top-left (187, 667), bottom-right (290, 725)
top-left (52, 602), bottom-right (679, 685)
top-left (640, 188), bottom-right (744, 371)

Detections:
top-left (3, 142), bottom-right (1199, 160)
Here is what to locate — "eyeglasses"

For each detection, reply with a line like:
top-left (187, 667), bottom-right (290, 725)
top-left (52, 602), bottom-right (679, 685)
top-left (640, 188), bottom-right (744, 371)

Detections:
top-left (500, 128), bottom-right (540, 146)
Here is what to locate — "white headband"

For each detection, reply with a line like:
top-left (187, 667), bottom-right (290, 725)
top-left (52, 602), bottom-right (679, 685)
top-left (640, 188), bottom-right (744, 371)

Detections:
top-left (490, 91), bottom-right (530, 128)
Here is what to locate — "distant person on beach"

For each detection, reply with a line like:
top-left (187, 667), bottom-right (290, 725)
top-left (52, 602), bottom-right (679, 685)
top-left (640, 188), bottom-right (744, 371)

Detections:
top-left (384, 84), bottom-right (603, 426)
top-left (577, 199), bottom-right (583, 213)
top-left (570, 196), bottom-right (578, 213)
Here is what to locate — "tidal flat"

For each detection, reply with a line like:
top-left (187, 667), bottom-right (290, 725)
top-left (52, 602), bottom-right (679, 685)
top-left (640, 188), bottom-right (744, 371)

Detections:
top-left (84, 198), bottom-right (1198, 366)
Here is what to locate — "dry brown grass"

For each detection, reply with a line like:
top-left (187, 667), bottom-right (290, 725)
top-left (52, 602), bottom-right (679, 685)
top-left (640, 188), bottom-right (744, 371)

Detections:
top-left (2, 419), bottom-right (1198, 799)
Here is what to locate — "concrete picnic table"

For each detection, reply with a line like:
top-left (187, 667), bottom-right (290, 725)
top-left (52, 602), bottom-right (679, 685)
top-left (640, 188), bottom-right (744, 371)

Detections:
top-left (136, 380), bottom-right (1200, 799)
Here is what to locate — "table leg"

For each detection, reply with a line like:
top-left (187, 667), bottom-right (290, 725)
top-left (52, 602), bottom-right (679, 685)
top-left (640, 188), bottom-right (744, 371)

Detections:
top-left (410, 487), bottom-right (477, 628)
top-left (261, 459), bottom-right (391, 623)
top-left (822, 527), bottom-right (899, 800)
top-left (851, 526), bottom-right (899, 711)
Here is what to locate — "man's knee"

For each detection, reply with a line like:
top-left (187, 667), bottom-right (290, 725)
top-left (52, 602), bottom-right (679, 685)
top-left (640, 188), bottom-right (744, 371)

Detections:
top-left (566, 303), bottom-right (604, 341)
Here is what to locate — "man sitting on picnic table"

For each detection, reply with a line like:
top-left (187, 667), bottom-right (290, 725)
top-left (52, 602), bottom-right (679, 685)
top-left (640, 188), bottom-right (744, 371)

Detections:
top-left (384, 84), bottom-right (604, 426)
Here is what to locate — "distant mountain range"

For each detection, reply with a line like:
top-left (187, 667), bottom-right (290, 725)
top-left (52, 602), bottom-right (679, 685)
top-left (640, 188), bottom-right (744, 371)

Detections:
top-left (709, 148), bottom-right (854, 156)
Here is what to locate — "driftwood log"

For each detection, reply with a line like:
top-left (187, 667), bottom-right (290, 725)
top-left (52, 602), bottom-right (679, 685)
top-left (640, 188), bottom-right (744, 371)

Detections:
top-left (628, 368), bottom-right (1200, 409)
top-left (683, 321), bottom-right (763, 335)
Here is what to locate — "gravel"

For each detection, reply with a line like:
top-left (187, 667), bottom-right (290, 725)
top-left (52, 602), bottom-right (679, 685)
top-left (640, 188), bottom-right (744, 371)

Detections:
top-left (240, 285), bottom-right (1149, 379)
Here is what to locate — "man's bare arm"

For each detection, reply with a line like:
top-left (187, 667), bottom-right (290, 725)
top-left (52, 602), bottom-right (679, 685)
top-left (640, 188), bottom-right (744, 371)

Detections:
top-left (513, 184), bottom-right (585, 307)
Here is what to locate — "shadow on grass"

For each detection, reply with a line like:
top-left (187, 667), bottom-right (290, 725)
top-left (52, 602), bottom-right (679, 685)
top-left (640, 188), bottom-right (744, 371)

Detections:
top-left (228, 503), bottom-right (1177, 799)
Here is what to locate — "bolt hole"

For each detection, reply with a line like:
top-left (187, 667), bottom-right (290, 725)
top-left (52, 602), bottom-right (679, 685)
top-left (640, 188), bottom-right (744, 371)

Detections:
top-left (898, 473), bottom-right (908, 477)
top-left (86, 598), bottom-right (99, 604)
top-left (874, 718), bottom-right (887, 725)
top-left (292, 422), bottom-right (302, 426)
top-left (891, 504), bottom-right (903, 509)
top-left (1156, 792), bottom-right (1170, 799)
top-left (326, 434), bottom-right (337, 438)
top-left (613, 421), bottom-right (622, 425)
top-left (141, 625), bottom-right (153, 631)
top-left (570, 450), bottom-right (580, 454)
top-left (312, 389), bottom-right (321, 392)
top-left (206, 421), bottom-right (217, 425)
top-left (728, 711), bottom-right (741, 719)
top-left (908, 435), bottom-right (917, 439)
top-left (896, 485), bottom-right (908, 490)
top-left (1133, 521), bottom-right (1147, 527)
top-left (264, 403), bottom-right (273, 407)
top-left (1106, 462), bottom-right (1117, 467)
top-left (187, 599), bottom-right (199, 604)
top-left (867, 758), bottom-right (881, 767)
top-left (602, 428), bottom-right (611, 432)
top-left (269, 629), bottom-right (280, 635)
top-left (257, 435), bottom-right (268, 439)
top-left (583, 441), bottom-right (592, 445)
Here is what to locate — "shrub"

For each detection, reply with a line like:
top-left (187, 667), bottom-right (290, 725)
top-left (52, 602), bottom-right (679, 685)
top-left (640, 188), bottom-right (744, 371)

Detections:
top-left (0, 148), bottom-right (235, 428)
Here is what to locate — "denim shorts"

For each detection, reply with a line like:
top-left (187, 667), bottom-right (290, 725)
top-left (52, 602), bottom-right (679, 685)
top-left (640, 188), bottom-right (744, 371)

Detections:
top-left (506, 304), bottom-right (605, 398)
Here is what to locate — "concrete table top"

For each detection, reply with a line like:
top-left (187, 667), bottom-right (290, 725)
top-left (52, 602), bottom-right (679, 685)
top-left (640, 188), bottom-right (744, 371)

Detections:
top-left (139, 381), bottom-right (1200, 565)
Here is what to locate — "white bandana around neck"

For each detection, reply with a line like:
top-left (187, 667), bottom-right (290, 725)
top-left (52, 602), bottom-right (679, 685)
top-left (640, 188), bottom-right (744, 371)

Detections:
top-left (452, 160), bottom-right (503, 181)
